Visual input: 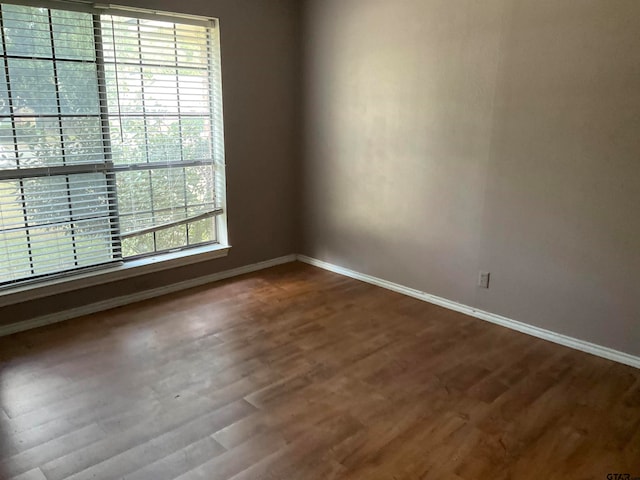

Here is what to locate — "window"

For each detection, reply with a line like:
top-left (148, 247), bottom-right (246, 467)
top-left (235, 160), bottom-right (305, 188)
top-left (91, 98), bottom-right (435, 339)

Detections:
top-left (0, 1), bottom-right (226, 288)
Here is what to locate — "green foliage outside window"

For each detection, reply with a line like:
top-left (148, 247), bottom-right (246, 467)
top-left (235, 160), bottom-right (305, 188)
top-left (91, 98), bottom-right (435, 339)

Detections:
top-left (0, 5), bottom-right (219, 284)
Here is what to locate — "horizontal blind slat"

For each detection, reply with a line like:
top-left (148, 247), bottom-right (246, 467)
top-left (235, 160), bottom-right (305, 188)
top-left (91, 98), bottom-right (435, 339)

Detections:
top-left (0, 2), bottom-right (224, 286)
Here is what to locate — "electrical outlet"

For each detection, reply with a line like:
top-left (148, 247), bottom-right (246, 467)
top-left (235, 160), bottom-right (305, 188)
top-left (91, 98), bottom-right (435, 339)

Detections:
top-left (478, 271), bottom-right (490, 289)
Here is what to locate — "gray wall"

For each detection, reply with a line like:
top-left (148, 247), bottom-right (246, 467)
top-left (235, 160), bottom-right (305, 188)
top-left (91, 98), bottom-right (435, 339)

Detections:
top-left (300, 0), bottom-right (640, 356)
top-left (4, 0), bottom-right (639, 359)
top-left (1, 0), bottom-right (301, 326)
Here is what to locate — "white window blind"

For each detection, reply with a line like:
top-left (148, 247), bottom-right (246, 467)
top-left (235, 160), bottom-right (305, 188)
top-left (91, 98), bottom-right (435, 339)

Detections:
top-left (0, 1), bottom-right (226, 287)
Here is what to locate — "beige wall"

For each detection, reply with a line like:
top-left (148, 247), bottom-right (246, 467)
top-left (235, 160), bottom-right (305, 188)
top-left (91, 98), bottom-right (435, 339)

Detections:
top-left (0, 0), bottom-right (301, 325)
top-left (301, 0), bottom-right (640, 355)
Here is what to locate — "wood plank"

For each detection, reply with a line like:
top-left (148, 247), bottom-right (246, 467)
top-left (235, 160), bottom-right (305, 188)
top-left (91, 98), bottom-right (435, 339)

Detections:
top-left (0, 262), bottom-right (637, 480)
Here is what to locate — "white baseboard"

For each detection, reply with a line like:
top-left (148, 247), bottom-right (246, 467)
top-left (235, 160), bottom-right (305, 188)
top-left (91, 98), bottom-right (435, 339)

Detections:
top-left (4, 252), bottom-right (638, 370)
top-left (297, 255), bottom-right (640, 370)
top-left (0, 254), bottom-right (297, 338)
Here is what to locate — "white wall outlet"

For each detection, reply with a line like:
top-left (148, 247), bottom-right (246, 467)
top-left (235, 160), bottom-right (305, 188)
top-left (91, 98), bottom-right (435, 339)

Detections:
top-left (478, 271), bottom-right (490, 289)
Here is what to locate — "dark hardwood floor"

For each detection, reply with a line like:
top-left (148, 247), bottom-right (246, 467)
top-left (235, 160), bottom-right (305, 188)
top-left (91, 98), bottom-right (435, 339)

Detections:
top-left (0, 262), bottom-right (638, 480)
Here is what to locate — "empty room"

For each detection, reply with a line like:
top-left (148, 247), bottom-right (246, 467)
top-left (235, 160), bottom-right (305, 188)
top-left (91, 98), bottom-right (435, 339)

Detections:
top-left (0, 0), bottom-right (638, 478)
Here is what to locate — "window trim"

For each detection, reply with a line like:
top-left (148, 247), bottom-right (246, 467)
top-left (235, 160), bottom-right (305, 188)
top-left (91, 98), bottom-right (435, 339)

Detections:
top-left (0, 241), bottom-right (230, 307)
top-left (0, 0), bottom-right (230, 294)
top-left (2, 0), bottom-right (217, 27)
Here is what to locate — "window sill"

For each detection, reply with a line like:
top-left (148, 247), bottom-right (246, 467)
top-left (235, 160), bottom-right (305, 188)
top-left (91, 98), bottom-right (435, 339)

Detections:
top-left (0, 244), bottom-right (231, 308)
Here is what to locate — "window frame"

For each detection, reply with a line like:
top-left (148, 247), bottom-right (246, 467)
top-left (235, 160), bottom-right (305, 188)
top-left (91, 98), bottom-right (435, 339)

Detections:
top-left (0, 0), bottom-right (229, 300)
